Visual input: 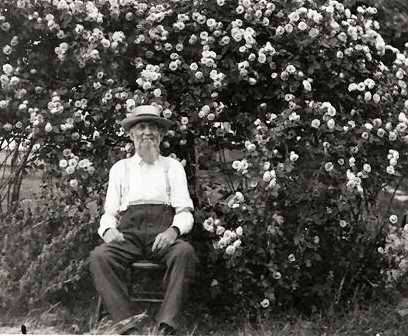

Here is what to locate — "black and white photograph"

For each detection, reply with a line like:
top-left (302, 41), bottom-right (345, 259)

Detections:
top-left (1, 0), bottom-right (408, 335)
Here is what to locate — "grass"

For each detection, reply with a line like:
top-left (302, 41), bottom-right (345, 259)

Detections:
top-left (1, 295), bottom-right (408, 335)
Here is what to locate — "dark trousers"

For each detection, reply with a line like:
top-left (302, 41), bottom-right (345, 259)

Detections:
top-left (90, 204), bottom-right (197, 329)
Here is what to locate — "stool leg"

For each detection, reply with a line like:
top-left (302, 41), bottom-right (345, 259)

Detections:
top-left (127, 268), bottom-right (133, 295)
top-left (94, 295), bottom-right (103, 328)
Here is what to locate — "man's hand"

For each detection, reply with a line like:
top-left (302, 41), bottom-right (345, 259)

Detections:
top-left (152, 227), bottom-right (178, 252)
top-left (103, 228), bottom-right (125, 244)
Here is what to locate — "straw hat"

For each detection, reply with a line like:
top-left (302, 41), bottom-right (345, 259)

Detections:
top-left (120, 105), bottom-right (173, 131)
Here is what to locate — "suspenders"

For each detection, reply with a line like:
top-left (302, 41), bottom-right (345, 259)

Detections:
top-left (123, 157), bottom-right (171, 207)
top-left (162, 157), bottom-right (171, 201)
top-left (123, 162), bottom-right (130, 200)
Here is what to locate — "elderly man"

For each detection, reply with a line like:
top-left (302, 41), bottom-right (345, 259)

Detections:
top-left (90, 105), bottom-right (197, 335)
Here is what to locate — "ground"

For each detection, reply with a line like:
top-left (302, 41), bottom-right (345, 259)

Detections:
top-left (1, 297), bottom-right (408, 335)
top-left (0, 326), bottom-right (60, 334)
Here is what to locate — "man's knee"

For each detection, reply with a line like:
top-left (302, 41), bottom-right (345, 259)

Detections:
top-left (90, 245), bottom-right (109, 269)
top-left (171, 241), bottom-right (196, 262)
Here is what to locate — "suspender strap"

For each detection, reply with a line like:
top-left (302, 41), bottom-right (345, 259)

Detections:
top-left (162, 157), bottom-right (171, 202)
top-left (123, 160), bottom-right (131, 202)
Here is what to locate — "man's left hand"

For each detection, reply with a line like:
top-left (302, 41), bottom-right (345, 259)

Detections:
top-left (152, 227), bottom-right (178, 252)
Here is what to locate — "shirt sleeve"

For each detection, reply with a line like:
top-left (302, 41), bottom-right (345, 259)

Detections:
top-left (169, 160), bottom-right (194, 235)
top-left (172, 211), bottom-right (194, 236)
top-left (98, 162), bottom-right (123, 238)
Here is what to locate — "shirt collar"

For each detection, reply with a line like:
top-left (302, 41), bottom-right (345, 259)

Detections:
top-left (132, 152), bottom-right (161, 166)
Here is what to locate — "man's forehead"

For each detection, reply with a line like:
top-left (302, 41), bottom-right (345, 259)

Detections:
top-left (133, 121), bottom-right (160, 128)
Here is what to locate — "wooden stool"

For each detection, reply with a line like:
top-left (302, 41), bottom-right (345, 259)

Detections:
top-left (94, 260), bottom-right (165, 326)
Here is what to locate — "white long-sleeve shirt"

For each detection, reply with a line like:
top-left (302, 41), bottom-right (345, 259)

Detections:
top-left (98, 153), bottom-right (194, 238)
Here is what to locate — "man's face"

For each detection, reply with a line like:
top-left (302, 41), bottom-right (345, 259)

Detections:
top-left (129, 121), bottom-right (164, 163)
top-left (129, 121), bottom-right (163, 146)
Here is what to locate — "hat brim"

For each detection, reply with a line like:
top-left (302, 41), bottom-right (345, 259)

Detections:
top-left (121, 115), bottom-right (173, 132)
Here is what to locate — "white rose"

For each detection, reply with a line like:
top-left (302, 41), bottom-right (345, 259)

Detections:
top-left (59, 159), bottom-right (68, 168)
top-left (203, 222), bottom-right (214, 232)
top-left (386, 166), bottom-right (395, 174)
top-left (233, 239), bottom-right (241, 248)
top-left (232, 160), bottom-right (241, 169)
top-left (68, 158), bottom-right (78, 167)
top-left (302, 80), bottom-right (312, 91)
top-left (69, 179), bottom-right (79, 188)
top-left (216, 226), bottom-right (225, 236)
top-left (289, 151), bottom-right (299, 162)
top-left (223, 230), bottom-right (232, 240)
top-left (364, 91), bottom-right (372, 101)
top-left (260, 299), bottom-right (270, 308)
top-left (234, 192), bottom-right (244, 202)
top-left (327, 119), bottom-right (335, 129)
top-left (311, 119), bottom-right (320, 128)
top-left (2, 64), bottom-right (13, 75)
top-left (389, 215), bottom-right (398, 224)
top-left (268, 178), bottom-right (277, 189)
top-left (389, 132), bottom-right (397, 141)
top-left (373, 93), bottom-right (381, 103)
top-left (126, 98), bottom-right (135, 109)
top-left (44, 122), bottom-right (53, 132)
top-left (325, 162), bottom-right (334, 172)
top-left (263, 171), bottom-right (272, 182)
top-left (225, 245), bottom-right (236, 255)
top-left (66, 166), bottom-right (75, 174)
top-left (389, 158), bottom-right (398, 166)
top-left (363, 164), bottom-right (371, 172)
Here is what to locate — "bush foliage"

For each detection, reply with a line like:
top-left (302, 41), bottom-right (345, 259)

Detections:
top-left (1, 0), bottom-right (408, 317)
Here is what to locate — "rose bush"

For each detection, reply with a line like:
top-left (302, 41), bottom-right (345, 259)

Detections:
top-left (1, 0), bottom-right (408, 318)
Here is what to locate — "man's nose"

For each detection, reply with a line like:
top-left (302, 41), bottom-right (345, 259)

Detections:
top-left (143, 126), bottom-right (153, 135)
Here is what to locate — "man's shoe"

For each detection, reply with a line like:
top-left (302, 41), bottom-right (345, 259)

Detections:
top-left (157, 322), bottom-right (176, 336)
top-left (118, 325), bottom-right (139, 335)
top-left (107, 313), bottom-right (148, 335)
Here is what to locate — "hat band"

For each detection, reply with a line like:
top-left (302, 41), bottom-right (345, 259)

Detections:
top-left (131, 113), bottom-right (162, 118)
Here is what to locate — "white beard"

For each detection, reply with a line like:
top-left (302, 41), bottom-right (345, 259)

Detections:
top-left (137, 139), bottom-right (160, 164)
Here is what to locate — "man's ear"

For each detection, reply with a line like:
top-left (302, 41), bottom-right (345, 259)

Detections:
top-left (159, 128), bottom-right (165, 141)
top-left (127, 127), bottom-right (135, 141)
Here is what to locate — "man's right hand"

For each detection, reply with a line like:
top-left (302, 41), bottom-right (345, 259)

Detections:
top-left (103, 228), bottom-right (125, 244)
